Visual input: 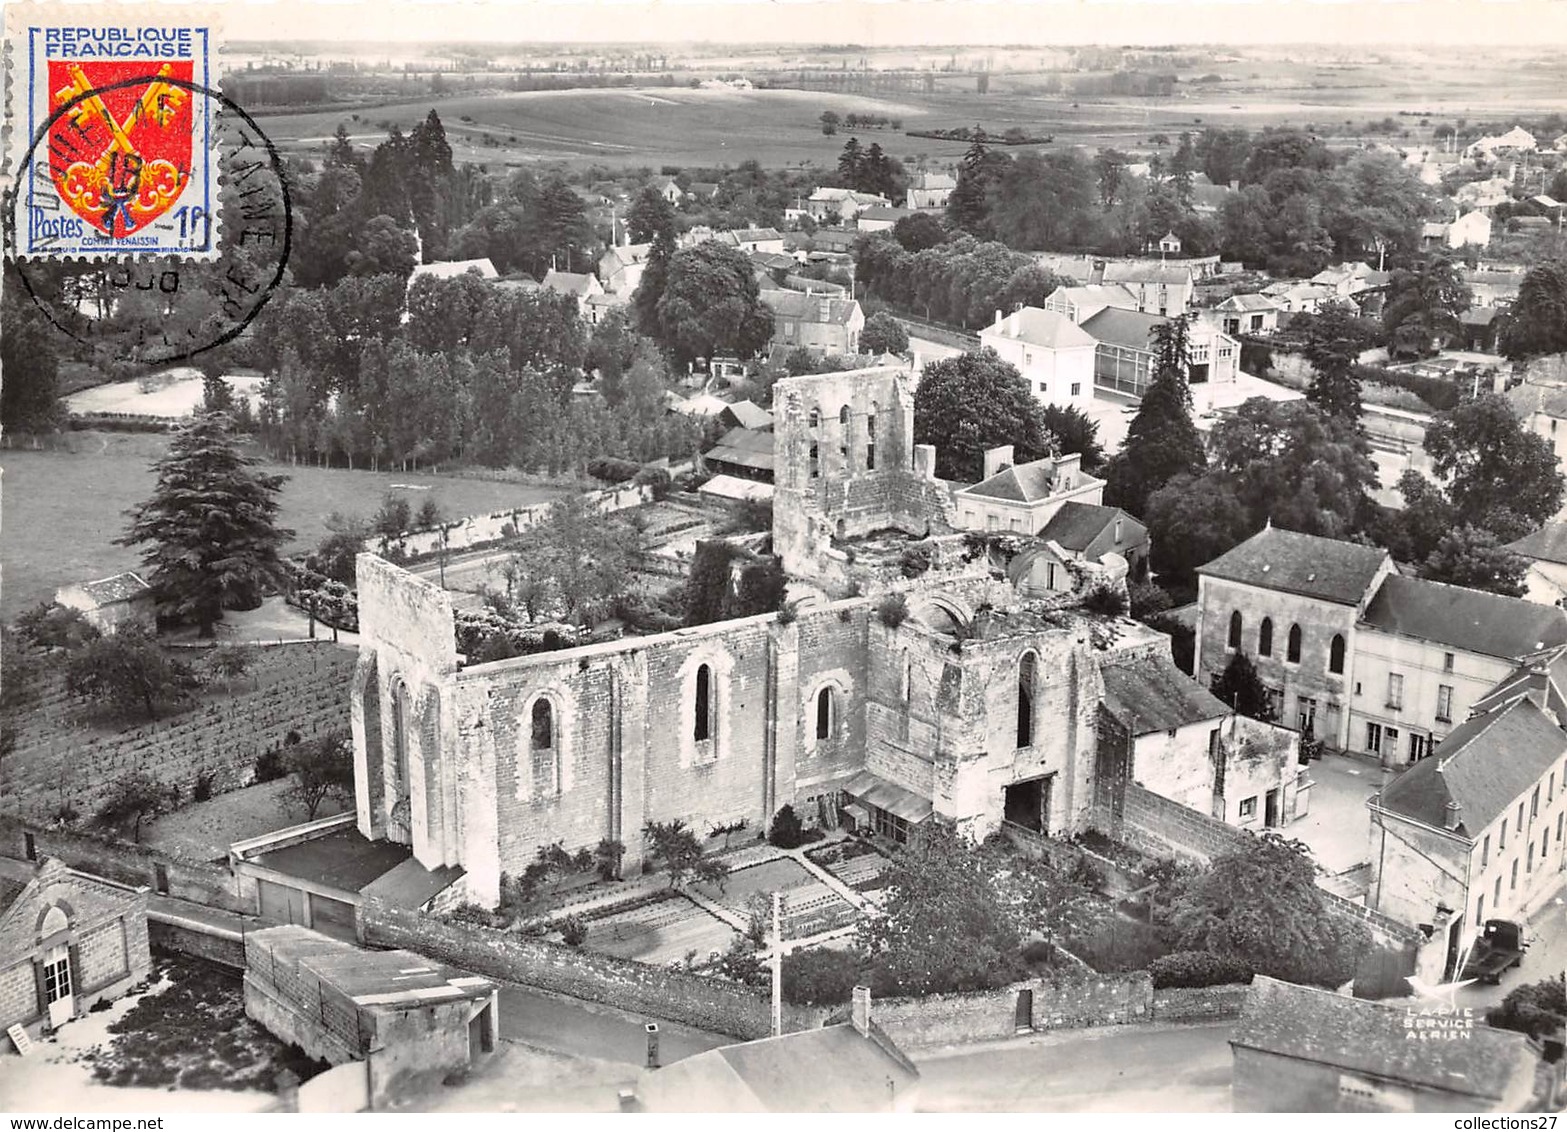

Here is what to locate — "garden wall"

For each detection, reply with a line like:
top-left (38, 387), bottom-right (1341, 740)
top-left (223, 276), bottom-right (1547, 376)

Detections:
top-left (372, 484), bottom-right (651, 561)
top-left (148, 916), bottom-right (246, 968)
top-left (0, 813), bottom-right (249, 912)
top-left (357, 898), bottom-right (828, 1040)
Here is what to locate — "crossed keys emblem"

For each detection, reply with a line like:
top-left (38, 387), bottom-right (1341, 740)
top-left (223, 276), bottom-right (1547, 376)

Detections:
top-left (50, 62), bottom-right (190, 236)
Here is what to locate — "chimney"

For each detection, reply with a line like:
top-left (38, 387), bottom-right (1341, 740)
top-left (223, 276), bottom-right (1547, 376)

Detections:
top-left (645, 1022), bottom-right (660, 1069)
top-left (851, 985), bottom-right (872, 1037)
top-left (1055, 451), bottom-right (1081, 489)
top-left (913, 444), bottom-right (937, 481)
top-left (983, 444), bottom-right (1015, 480)
top-left (1008, 309), bottom-right (1020, 337)
top-left (994, 308), bottom-right (1003, 329)
top-left (1444, 800), bottom-right (1462, 831)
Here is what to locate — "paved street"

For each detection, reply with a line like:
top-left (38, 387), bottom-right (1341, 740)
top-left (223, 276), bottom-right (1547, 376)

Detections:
top-left (1455, 876), bottom-right (1567, 1015)
top-left (497, 982), bottom-right (732, 1068)
top-left (1291, 751), bottom-right (1383, 875)
top-left (913, 1022), bottom-right (1235, 1113)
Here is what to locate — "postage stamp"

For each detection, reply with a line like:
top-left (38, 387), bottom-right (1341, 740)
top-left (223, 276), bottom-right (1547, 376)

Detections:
top-left (5, 4), bottom-right (220, 259)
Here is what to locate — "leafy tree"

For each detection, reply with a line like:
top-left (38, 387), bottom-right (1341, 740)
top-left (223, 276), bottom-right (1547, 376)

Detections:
top-left (627, 185), bottom-right (677, 245)
top-left (820, 110), bottom-right (840, 136)
top-left (310, 516), bottom-right (369, 587)
top-left (593, 837), bottom-right (626, 881)
top-left (1422, 394), bottom-right (1565, 531)
top-left (837, 137), bottom-right (865, 186)
top-left (14, 602), bottom-right (100, 651)
top-left (857, 822), bottom-right (1027, 996)
top-left (285, 729), bottom-right (355, 820)
top-left (97, 769), bottom-right (172, 843)
top-left (1486, 976), bottom-right (1566, 1041)
top-left (118, 413), bottom-right (292, 637)
top-left (643, 819), bottom-right (729, 889)
top-left (913, 350), bottom-right (1055, 482)
top-left (499, 496), bottom-right (639, 624)
top-left (1382, 255), bottom-right (1471, 359)
top-left (1422, 525), bottom-right (1529, 597)
top-left (1302, 302), bottom-right (1367, 422)
top-left (782, 947), bottom-right (867, 1006)
top-left (1155, 833), bottom-right (1369, 988)
top-left (206, 643), bottom-right (256, 694)
top-left (1145, 472), bottom-right (1254, 589)
top-left (653, 241), bottom-right (774, 369)
top-left (344, 214), bottom-right (418, 280)
top-left (1209, 651), bottom-right (1276, 722)
top-left (891, 211), bottom-right (946, 252)
top-left (947, 128), bottom-right (1006, 238)
top-left (201, 374), bottom-right (235, 416)
top-left (1103, 317), bottom-right (1207, 517)
top-left (1499, 261), bottom-right (1567, 361)
top-left (373, 493), bottom-right (414, 541)
top-left (1039, 404), bottom-right (1106, 473)
top-left (0, 280), bottom-right (62, 435)
top-left (415, 497), bottom-right (445, 531)
top-left (65, 625), bottom-right (200, 722)
top-left (860, 311), bottom-right (909, 356)
top-left (768, 804), bottom-right (805, 848)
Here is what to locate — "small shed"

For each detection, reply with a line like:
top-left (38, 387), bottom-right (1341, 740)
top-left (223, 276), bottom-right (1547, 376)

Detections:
top-left (54, 571), bottom-right (155, 635)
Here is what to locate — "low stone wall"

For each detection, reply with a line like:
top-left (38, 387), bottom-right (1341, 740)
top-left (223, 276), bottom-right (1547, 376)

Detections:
top-left (149, 917), bottom-right (246, 968)
top-left (371, 484), bottom-right (651, 560)
top-left (0, 815), bottom-right (248, 913)
top-left (358, 898), bottom-right (826, 1040)
top-left (1152, 984), bottom-right (1251, 1022)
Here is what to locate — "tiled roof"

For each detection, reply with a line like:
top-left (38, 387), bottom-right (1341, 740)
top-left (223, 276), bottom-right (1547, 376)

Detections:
top-left (912, 172), bottom-right (957, 190)
top-left (1101, 654), bottom-right (1229, 736)
top-left (1199, 526), bottom-right (1390, 605)
top-left (1232, 976), bottom-right (1539, 1103)
top-left (1079, 307), bottom-right (1167, 353)
top-left (1508, 522), bottom-right (1567, 566)
top-left (1379, 698), bottom-right (1567, 835)
top-left (720, 400), bottom-right (774, 430)
top-left (704, 427), bottom-right (775, 474)
top-left (728, 227), bottom-right (784, 243)
top-left (759, 291), bottom-right (862, 326)
top-left (1470, 644), bottom-right (1567, 720)
top-left (75, 572), bottom-right (152, 605)
top-left (408, 258), bottom-right (498, 282)
top-left (1505, 381), bottom-right (1567, 421)
top-left (0, 875), bottom-right (28, 917)
top-left (958, 457), bottom-right (1090, 504)
top-left (1038, 501), bottom-right (1142, 550)
top-left (980, 308), bottom-right (1098, 350)
top-left (1461, 307), bottom-right (1499, 326)
top-left (859, 207), bottom-right (914, 222)
top-left (1101, 262), bottom-right (1193, 286)
top-left (1361, 574), bottom-right (1567, 659)
top-left (603, 243), bottom-right (652, 268)
top-left (1214, 293), bottom-right (1282, 313)
top-left (540, 270), bottom-right (599, 297)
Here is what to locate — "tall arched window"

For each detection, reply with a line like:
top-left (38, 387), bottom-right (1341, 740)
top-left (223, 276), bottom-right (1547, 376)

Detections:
top-left (1287, 624), bottom-right (1303, 664)
top-left (1017, 652), bottom-right (1038, 748)
top-left (1329, 634), bottom-right (1347, 675)
top-left (816, 687), bottom-right (835, 740)
top-left (866, 403), bottom-right (878, 470)
top-left (694, 663), bottom-right (713, 742)
top-left (839, 405), bottom-right (850, 426)
top-left (1258, 617), bottom-right (1273, 657)
top-left (391, 680), bottom-right (410, 791)
top-left (1228, 611), bottom-right (1243, 650)
top-left (531, 699), bottom-right (554, 751)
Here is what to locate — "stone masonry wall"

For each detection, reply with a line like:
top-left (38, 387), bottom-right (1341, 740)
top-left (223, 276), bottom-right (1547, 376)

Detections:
top-left (357, 899), bottom-right (827, 1039)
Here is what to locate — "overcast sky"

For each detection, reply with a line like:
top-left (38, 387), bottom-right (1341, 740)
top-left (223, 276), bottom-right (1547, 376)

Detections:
top-left (217, 0), bottom-right (1567, 47)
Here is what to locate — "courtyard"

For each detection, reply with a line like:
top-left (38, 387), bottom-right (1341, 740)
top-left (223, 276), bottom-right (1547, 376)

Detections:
top-left (1287, 751), bottom-right (1383, 880)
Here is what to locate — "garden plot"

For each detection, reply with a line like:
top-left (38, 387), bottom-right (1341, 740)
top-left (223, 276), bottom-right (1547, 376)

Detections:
top-left (577, 891), bottom-right (738, 966)
top-left (807, 839), bottom-right (893, 897)
top-left (695, 855), bottom-right (859, 938)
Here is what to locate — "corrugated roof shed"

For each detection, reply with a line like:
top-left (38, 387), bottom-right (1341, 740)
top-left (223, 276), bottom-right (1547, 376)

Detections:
top-left (1199, 526), bottom-right (1390, 606)
top-left (1361, 574), bottom-right (1567, 659)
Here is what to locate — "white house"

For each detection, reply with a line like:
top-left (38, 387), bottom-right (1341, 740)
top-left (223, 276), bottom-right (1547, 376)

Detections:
top-left (1508, 522), bottom-right (1567, 607)
top-left (1422, 211), bottom-right (1493, 250)
top-left (805, 188), bottom-right (889, 223)
top-left (1466, 126), bottom-right (1537, 159)
top-left (978, 307), bottom-right (1097, 410)
top-left (598, 243), bottom-right (652, 295)
top-left (1099, 262), bottom-right (1194, 317)
top-left (1213, 293), bottom-right (1283, 336)
top-left (541, 270), bottom-right (606, 319)
top-left (905, 171), bottom-right (956, 211)
top-left (949, 446), bottom-right (1104, 536)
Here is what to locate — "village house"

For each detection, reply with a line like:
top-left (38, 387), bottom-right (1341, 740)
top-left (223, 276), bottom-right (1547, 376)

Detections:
top-left (649, 176), bottom-right (684, 204)
top-left (1099, 262), bottom-right (1194, 317)
top-left (855, 206), bottom-right (914, 234)
top-left (759, 290), bottom-right (864, 357)
top-left (1213, 293), bottom-right (1283, 337)
top-left (1261, 280), bottom-right (1338, 315)
top-left (949, 446), bottom-right (1105, 536)
top-left (1310, 262), bottom-right (1387, 300)
top-left (1036, 502), bottom-right (1149, 580)
top-left (716, 227), bottom-right (787, 255)
top-left (805, 187), bottom-right (889, 223)
top-left (631, 986), bottom-right (919, 1112)
top-left (1420, 210), bottom-right (1493, 250)
top-left (597, 242), bottom-right (652, 295)
top-left (978, 307), bottom-right (1097, 411)
top-left (1505, 355), bottom-right (1567, 467)
top-left (1466, 126), bottom-right (1538, 160)
top-left (1078, 307), bottom-right (1239, 399)
top-left (1462, 267), bottom-right (1526, 309)
top-left (685, 181), bottom-right (720, 202)
top-left (1196, 525), bottom-right (1567, 764)
top-left (1455, 177), bottom-right (1515, 215)
top-left (905, 170), bottom-right (956, 211)
top-left (0, 858), bottom-right (151, 1044)
top-left (541, 270), bottom-right (608, 321)
top-left (1366, 673), bottom-right (1567, 939)
top-left (54, 571), bottom-right (155, 635)
top-left (1508, 522), bottom-right (1567, 606)
top-left (1232, 977), bottom-right (1552, 1113)
top-left (1197, 526), bottom-right (1396, 750)
top-left (1099, 655), bottom-right (1304, 829)
top-left (1040, 283), bottom-right (1139, 324)
top-left (406, 258), bottom-right (499, 289)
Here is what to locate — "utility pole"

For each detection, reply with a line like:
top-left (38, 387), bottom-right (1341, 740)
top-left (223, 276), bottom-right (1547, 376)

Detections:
top-left (771, 891), bottom-right (784, 1037)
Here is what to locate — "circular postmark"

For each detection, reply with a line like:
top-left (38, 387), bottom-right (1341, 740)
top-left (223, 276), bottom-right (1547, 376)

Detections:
top-left (4, 75), bottom-right (292, 366)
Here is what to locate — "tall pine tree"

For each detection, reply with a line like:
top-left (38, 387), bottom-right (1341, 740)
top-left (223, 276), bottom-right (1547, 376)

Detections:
top-left (1103, 316), bottom-right (1207, 518)
top-left (119, 413), bottom-right (293, 637)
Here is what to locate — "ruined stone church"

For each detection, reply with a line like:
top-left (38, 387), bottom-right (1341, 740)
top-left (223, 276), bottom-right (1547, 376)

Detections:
top-left (350, 363), bottom-right (1172, 908)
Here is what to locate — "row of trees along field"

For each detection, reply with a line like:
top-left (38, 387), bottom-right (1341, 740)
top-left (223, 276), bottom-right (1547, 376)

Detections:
top-left (932, 126), bottom-right (1441, 276)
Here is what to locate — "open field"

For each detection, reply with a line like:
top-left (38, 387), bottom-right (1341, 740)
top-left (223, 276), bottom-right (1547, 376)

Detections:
top-left (0, 430), bottom-right (571, 618)
top-left (253, 49), bottom-right (1567, 170)
top-left (65, 369), bottom-right (267, 419)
